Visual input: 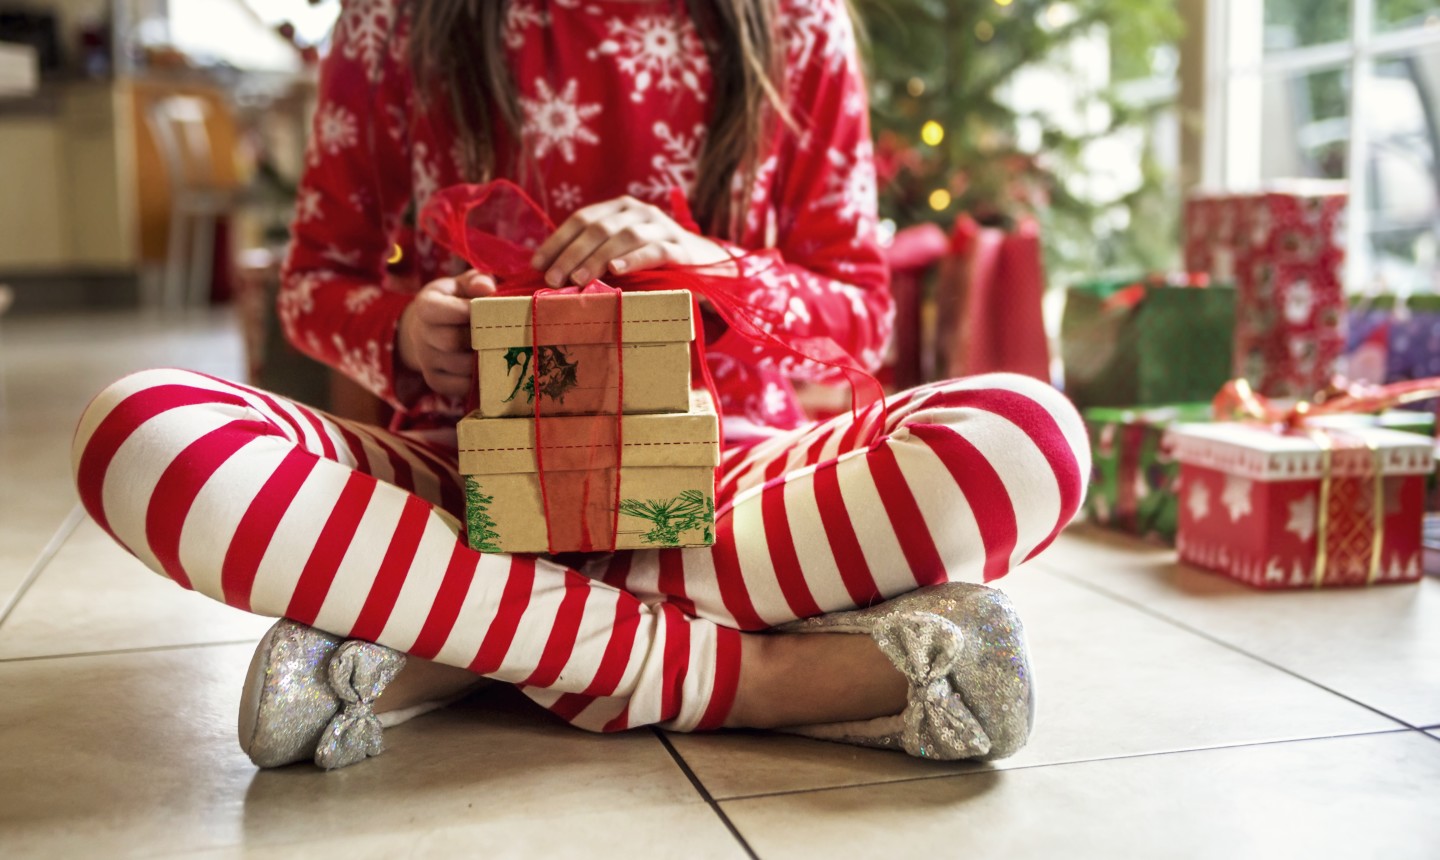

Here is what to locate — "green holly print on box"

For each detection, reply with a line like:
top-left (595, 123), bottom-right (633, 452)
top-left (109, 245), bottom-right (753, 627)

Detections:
top-left (464, 477), bottom-right (502, 553)
top-left (1084, 403), bottom-right (1212, 543)
top-left (618, 490), bottom-right (715, 547)
top-left (503, 345), bottom-right (580, 405)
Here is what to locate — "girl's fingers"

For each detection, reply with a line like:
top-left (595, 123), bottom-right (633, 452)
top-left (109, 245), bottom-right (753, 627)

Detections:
top-left (574, 226), bottom-right (658, 285)
top-left (532, 198), bottom-right (629, 272)
top-left (544, 211), bottom-right (646, 287)
top-left (421, 322), bottom-right (471, 353)
top-left (457, 271), bottom-right (497, 298)
top-left (609, 241), bottom-right (674, 276)
top-left (427, 349), bottom-right (475, 377)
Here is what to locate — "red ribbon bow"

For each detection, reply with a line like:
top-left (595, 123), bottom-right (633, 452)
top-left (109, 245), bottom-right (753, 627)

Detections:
top-left (420, 181), bottom-right (886, 552)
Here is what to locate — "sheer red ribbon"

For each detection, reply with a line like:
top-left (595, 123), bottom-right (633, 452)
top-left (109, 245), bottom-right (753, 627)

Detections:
top-left (420, 181), bottom-right (886, 553)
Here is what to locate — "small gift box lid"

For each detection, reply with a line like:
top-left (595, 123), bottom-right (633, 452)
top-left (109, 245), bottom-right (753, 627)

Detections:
top-left (458, 389), bottom-right (719, 475)
top-left (1167, 422), bottom-right (1434, 481)
top-left (470, 289), bottom-right (695, 349)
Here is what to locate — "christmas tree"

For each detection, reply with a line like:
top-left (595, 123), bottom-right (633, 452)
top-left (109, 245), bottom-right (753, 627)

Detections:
top-left (857, 0), bottom-right (1183, 281)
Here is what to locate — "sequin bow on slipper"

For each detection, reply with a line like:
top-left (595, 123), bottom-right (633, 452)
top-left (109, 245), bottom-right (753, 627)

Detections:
top-left (777, 582), bottom-right (1035, 761)
top-left (238, 619), bottom-right (406, 770)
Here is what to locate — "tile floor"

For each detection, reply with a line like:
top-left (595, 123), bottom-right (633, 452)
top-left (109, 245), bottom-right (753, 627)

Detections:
top-left (2, 309), bottom-right (1438, 859)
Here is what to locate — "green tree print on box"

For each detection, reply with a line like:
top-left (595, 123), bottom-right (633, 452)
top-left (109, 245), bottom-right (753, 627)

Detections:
top-left (502, 345), bottom-right (579, 405)
top-left (464, 477), bottom-right (502, 553)
top-left (618, 490), bottom-right (715, 547)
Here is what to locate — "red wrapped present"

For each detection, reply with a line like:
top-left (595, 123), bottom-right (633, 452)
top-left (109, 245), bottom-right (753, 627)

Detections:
top-left (1169, 421), bottom-right (1430, 589)
top-left (1185, 184), bottom-right (1347, 398)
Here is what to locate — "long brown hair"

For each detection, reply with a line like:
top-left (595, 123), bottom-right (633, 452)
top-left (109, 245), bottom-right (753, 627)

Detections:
top-left (407, 0), bottom-right (789, 236)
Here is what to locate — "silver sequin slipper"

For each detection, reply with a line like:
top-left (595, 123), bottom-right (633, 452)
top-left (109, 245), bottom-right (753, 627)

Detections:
top-left (776, 582), bottom-right (1035, 761)
top-left (238, 619), bottom-right (407, 770)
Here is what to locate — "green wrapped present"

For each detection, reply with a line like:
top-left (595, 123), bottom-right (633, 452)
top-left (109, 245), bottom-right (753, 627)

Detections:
top-left (1062, 276), bottom-right (1236, 410)
top-left (1085, 403), bottom-right (1213, 542)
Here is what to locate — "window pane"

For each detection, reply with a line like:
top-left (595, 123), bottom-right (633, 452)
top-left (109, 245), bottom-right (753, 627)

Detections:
top-left (1366, 48), bottom-right (1440, 293)
top-left (1374, 1), bottom-right (1440, 35)
top-left (1260, 67), bottom-right (1349, 181)
top-left (1264, 0), bottom-right (1351, 53)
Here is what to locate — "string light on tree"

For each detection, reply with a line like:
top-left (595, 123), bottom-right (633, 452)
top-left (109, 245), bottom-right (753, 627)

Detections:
top-left (994, 0), bottom-right (1013, 6)
top-left (906, 77), bottom-right (926, 97)
top-left (921, 120), bottom-right (945, 147)
top-left (975, 20), bottom-right (995, 42)
top-left (929, 188), bottom-right (952, 211)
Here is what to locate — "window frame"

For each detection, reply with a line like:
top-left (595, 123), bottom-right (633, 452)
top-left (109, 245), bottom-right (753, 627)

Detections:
top-left (1203, 0), bottom-right (1440, 290)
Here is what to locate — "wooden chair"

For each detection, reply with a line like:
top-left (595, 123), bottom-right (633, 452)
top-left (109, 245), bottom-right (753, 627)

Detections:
top-left (145, 95), bottom-right (236, 310)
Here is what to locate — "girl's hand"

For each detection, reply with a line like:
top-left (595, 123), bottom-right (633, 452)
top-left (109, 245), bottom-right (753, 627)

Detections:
top-left (531, 195), bottom-right (728, 287)
top-left (397, 271), bottom-right (496, 399)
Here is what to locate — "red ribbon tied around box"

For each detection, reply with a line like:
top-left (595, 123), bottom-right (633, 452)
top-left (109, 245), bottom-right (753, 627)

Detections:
top-left (1212, 377), bottom-right (1440, 585)
top-left (420, 180), bottom-right (886, 553)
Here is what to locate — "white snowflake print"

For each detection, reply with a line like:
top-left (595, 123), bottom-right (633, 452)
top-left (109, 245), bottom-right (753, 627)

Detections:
top-left (1221, 474), bottom-right (1253, 522)
top-left (312, 104), bottom-right (359, 167)
top-left (277, 274), bottom-right (320, 324)
top-left (812, 141), bottom-right (878, 243)
top-left (344, 286), bottom-right (382, 314)
top-left (334, 0), bottom-right (392, 82)
top-left (843, 90), bottom-right (866, 117)
top-left (384, 103), bottom-right (408, 145)
top-left (551, 182), bottom-right (584, 212)
top-left (520, 78), bottom-right (602, 164)
top-left (783, 1), bottom-right (857, 74)
top-left (332, 335), bottom-right (388, 396)
top-left (627, 121), bottom-right (706, 202)
top-left (1187, 479), bottom-right (1211, 522)
top-left (322, 244), bottom-right (362, 268)
top-left (589, 14), bottom-right (707, 103)
top-left (412, 142), bottom-right (441, 213)
top-left (763, 383), bottom-right (789, 415)
top-left (504, 0), bottom-right (549, 49)
top-left (739, 153), bottom-right (780, 241)
top-left (295, 187), bottom-right (323, 223)
top-left (1285, 493), bottom-right (1317, 542)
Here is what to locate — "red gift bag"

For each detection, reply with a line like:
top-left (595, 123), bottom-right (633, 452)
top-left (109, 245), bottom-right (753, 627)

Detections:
top-left (935, 215), bottom-right (1051, 382)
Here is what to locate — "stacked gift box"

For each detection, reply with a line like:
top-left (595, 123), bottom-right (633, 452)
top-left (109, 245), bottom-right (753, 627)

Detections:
top-left (1184, 184), bottom-right (1347, 399)
top-left (458, 289), bottom-right (719, 554)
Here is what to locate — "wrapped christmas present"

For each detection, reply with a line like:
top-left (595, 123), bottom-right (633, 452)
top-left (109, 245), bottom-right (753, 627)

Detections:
top-left (1344, 293), bottom-right (1440, 392)
top-left (471, 289), bottom-right (694, 418)
top-left (1184, 184), bottom-right (1347, 398)
top-left (459, 389), bottom-right (719, 554)
top-left (1168, 379), bottom-right (1439, 589)
top-left (1084, 403), bottom-right (1212, 542)
top-left (1061, 274), bottom-right (1234, 409)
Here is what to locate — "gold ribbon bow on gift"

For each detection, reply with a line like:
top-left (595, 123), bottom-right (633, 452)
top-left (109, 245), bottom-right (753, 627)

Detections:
top-left (1211, 378), bottom-right (1440, 587)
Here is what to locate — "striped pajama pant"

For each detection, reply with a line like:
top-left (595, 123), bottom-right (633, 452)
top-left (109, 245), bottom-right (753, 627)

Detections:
top-left (71, 368), bottom-right (1089, 733)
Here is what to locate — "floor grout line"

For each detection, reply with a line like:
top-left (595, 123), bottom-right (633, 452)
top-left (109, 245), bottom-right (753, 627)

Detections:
top-left (1034, 565), bottom-right (1426, 731)
top-left (710, 727), bottom-right (1423, 804)
top-left (0, 638), bottom-right (258, 664)
top-left (652, 729), bottom-right (761, 860)
top-left (0, 503), bottom-right (84, 630)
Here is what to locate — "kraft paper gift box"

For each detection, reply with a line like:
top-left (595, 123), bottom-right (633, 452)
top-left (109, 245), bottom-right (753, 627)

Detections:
top-left (1184, 185), bottom-right (1347, 398)
top-left (1084, 403), bottom-right (1212, 542)
top-left (1169, 422), bottom-right (1431, 589)
top-left (469, 289), bottom-right (694, 418)
top-left (1061, 276), bottom-right (1235, 409)
top-left (458, 389), bottom-right (719, 554)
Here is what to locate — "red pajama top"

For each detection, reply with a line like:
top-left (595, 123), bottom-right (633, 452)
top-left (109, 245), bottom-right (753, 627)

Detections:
top-left (280, 0), bottom-right (891, 436)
